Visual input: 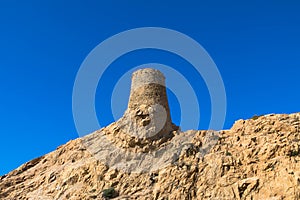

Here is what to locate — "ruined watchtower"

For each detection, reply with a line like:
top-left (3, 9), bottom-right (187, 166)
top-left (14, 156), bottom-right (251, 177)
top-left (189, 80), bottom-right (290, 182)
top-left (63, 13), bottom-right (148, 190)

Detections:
top-left (118, 68), bottom-right (178, 140)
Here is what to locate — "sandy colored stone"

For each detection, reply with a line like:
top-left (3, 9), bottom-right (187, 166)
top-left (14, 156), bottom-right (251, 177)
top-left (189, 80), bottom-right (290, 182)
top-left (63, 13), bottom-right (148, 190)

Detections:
top-left (1, 69), bottom-right (299, 199)
top-left (0, 112), bottom-right (299, 199)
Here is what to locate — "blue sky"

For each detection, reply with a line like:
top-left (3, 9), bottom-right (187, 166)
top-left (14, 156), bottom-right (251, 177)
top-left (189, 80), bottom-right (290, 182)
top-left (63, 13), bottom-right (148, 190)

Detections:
top-left (1, 1), bottom-right (299, 175)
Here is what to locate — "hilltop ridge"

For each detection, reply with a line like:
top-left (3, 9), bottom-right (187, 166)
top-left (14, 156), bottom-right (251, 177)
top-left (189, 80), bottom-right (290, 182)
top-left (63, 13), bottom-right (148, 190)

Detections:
top-left (0, 112), bottom-right (299, 199)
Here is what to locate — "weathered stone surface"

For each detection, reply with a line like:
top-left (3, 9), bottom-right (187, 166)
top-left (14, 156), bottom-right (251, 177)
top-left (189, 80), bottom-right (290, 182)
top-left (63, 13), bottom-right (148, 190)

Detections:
top-left (0, 112), bottom-right (299, 199)
top-left (1, 69), bottom-right (299, 199)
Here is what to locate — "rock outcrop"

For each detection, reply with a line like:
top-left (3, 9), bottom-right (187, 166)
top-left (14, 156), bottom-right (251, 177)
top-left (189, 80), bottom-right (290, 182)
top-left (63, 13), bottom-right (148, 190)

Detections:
top-left (0, 68), bottom-right (299, 199)
top-left (1, 113), bottom-right (300, 199)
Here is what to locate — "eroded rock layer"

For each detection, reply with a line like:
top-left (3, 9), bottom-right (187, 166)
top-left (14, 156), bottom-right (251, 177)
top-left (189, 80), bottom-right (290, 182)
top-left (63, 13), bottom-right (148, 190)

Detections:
top-left (0, 113), bottom-right (300, 199)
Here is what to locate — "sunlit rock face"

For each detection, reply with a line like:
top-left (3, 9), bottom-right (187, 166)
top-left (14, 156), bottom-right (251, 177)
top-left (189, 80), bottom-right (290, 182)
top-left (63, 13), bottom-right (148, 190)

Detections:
top-left (0, 68), bottom-right (300, 199)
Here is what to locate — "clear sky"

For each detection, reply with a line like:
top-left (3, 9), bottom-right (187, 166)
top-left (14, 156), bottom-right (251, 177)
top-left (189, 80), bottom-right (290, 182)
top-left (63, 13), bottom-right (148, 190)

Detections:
top-left (1, 1), bottom-right (299, 175)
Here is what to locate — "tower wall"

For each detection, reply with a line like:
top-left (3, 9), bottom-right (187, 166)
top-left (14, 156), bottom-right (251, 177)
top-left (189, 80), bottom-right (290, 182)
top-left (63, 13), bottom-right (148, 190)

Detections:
top-left (121, 68), bottom-right (176, 139)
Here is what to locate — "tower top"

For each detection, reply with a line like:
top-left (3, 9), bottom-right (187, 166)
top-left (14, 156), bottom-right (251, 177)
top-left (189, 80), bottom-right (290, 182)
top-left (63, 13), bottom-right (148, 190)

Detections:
top-left (130, 68), bottom-right (165, 91)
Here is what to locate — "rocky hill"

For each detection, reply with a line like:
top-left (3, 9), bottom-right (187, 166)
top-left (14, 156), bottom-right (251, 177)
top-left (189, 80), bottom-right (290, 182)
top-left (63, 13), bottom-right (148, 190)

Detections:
top-left (0, 112), bottom-right (300, 199)
top-left (1, 69), bottom-right (299, 199)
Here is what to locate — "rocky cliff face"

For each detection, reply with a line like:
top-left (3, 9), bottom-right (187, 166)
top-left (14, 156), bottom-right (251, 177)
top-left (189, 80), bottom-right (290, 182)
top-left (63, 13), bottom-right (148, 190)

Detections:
top-left (1, 68), bottom-right (300, 199)
top-left (1, 112), bottom-right (300, 200)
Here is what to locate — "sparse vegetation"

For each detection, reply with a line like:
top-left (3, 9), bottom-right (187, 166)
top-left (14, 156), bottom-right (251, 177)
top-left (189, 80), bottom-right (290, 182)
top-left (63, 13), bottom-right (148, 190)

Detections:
top-left (251, 114), bottom-right (263, 120)
top-left (225, 151), bottom-right (232, 156)
top-left (102, 187), bottom-right (118, 198)
top-left (289, 150), bottom-right (299, 157)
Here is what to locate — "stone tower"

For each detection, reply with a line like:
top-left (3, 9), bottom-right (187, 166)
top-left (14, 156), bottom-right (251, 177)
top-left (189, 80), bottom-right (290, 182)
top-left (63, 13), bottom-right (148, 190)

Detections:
top-left (117, 68), bottom-right (178, 140)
